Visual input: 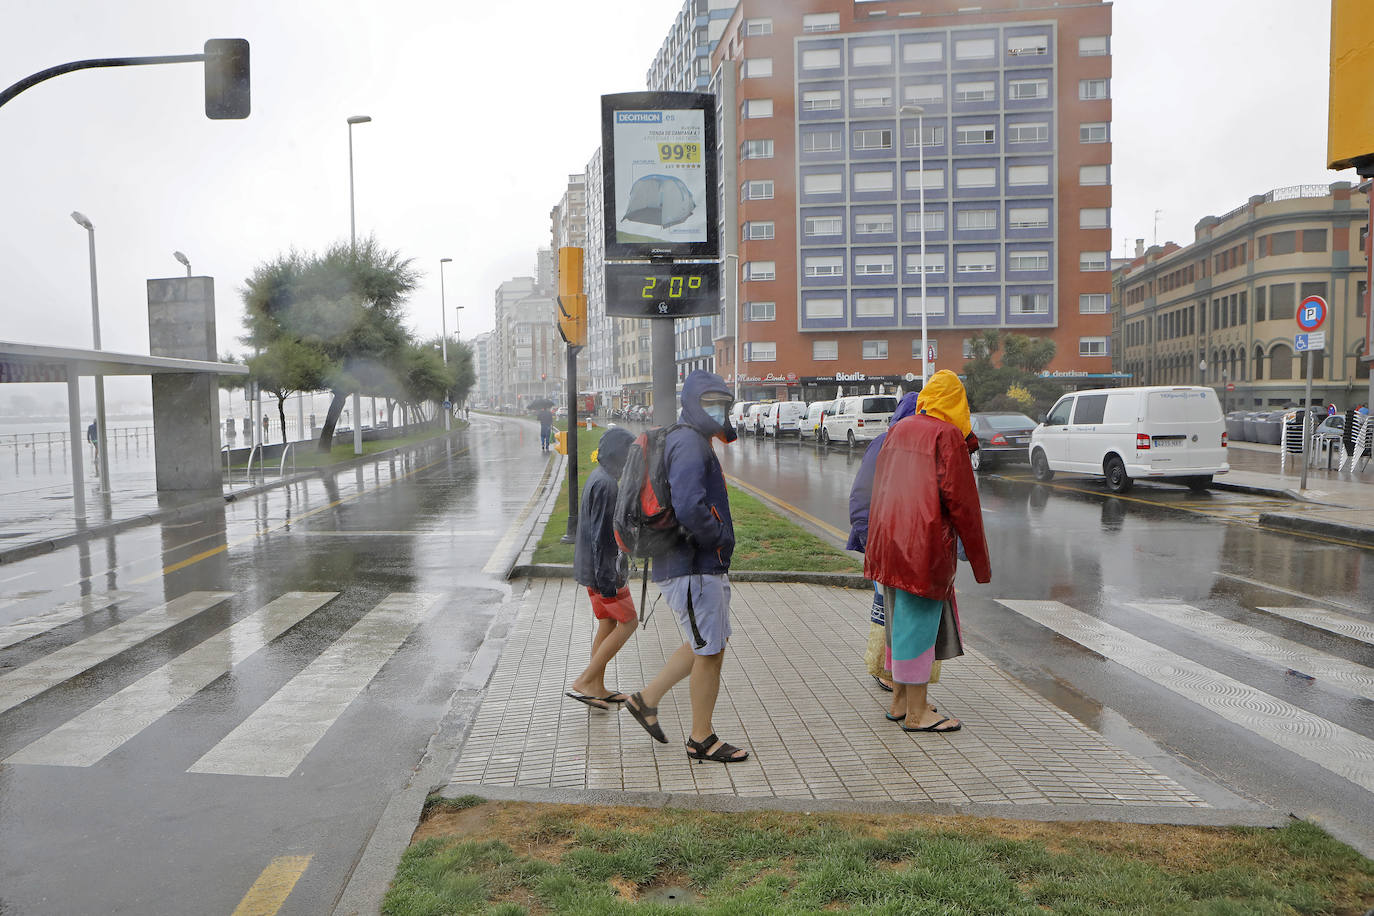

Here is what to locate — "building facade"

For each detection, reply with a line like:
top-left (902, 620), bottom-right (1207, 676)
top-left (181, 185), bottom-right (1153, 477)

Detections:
top-left (711, 0), bottom-right (1114, 403)
top-left (582, 149), bottom-right (621, 408)
top-left (470, 330), bottom-right (495, 407)
top-left (1118, 183), bottom-right (1371, 409)
top-left (549, 174), bottom-right (592, 395)
top-left (492, 275), bottom-right (563, 407)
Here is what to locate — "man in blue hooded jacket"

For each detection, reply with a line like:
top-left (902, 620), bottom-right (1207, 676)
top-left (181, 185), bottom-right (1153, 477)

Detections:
top-left (625, 371), bottom-right (749, 764)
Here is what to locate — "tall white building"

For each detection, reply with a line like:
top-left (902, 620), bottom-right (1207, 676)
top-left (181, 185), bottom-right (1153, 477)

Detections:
top-left (493, 275), bottom-right (562, 407)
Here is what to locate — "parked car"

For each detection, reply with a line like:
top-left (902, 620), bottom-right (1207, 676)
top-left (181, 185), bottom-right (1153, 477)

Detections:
top-left (745, 402), bottom-right (772, 437)
top-left (729, 400), bottom-right (758, 432)
top-left (1029, 386), bottom-right (1228, 493)
top-left (800, 400), bottom-right (833, 441)
top-left (764, 400), bottom-right (809, 437)
top-left (821, 395), bottom-right (898, 447)
top-left (969, 412), bottom-right (1037, 472)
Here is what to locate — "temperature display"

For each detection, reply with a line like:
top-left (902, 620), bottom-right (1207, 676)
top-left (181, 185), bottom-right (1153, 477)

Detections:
top-left (605, 263), bottom-right (719, 318)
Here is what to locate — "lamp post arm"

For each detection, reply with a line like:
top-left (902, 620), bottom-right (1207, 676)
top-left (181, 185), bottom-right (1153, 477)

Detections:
top-left (0, 54), bottom-right (204, 110)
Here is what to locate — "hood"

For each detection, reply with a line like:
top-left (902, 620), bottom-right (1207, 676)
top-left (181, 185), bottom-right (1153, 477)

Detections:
top-left (678, 370), bottom-right (737, 442)
top-left (891, 391), bottom-right (921, 427)
top-left (916, 369), bottom-right (972, 437)
top-left (594, 426), bottom-right (635, 478)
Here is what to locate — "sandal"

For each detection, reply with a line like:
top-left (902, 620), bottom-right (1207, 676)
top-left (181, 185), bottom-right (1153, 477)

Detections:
top-left (885, 712), bottom-right (906, 722)
top-left (686, 733), bottom-right (749, 763)
top-left (565, 691), bottom-right (609, 710)
top-left (874, 675), bottom-right (894, 692)
top-left (625, 692), bottom-right (667, 744)
top-left (902, 716), bottom-right (962, 734)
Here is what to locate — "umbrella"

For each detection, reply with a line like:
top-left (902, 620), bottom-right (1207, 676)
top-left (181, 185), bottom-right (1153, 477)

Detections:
top-left (527, 399), bottom-right (555, 410)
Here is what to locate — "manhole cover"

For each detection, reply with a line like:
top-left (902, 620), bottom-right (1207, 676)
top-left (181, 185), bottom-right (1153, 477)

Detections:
top-left (640, 885), bottom-right (700, 906)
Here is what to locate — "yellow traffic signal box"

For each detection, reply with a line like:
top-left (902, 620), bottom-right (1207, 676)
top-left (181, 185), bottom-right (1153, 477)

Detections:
top-left (557, 247), bottom-right (587, 347)
top-left (553, 430), bottom-right (568, 455)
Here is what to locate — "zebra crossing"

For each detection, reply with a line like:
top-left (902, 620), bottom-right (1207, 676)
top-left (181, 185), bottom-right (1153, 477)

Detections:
top-left (0, 587), bottom-right (443, 778)
top-left (995, 597), bottom-right (1374, 797)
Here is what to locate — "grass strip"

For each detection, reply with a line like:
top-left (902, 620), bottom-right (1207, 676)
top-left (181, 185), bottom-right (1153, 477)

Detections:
top-left (227, 424), bottom-right (464, 471)
top-left (385, 800), bottom-right (1374, 915)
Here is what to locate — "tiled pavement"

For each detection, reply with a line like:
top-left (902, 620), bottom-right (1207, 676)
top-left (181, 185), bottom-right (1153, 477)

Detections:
top-left (448, 577), bottom-right (1208, 808)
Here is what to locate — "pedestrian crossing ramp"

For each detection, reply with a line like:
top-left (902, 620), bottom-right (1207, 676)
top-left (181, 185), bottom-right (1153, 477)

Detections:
top-left (0, 589), bottom-right (442, 777)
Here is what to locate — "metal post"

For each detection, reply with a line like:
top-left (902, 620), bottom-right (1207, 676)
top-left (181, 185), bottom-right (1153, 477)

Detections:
top-left (918, 108), bottom-right (928, 385)
top-left (727, 253), bottom-right (740, 402)
top-left (440, 257), bottom-right (451, 431)
top-left (652, 319), bottom-right (677, 426)
top-left (79, 223), bottom-right (112, 489)
top-left (1299, 349), bottom-right (1314, 490)
top-left (66, 372), bottom-right (85, 521)
top-left (347, 115), bottom-right (371, 457)
top-left (561, 345), bottom-right (581, 544)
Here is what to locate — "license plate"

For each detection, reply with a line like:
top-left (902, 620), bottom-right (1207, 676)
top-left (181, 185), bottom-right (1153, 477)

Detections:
top-left (1153, 438), bottom-right (1183, 447)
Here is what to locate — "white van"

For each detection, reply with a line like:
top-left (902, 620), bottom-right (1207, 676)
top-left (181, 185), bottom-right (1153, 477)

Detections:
top-left (745, 402), bottom-right (773, 437)
top-left (822, 394), bottom-right (899, 447)
top-left (729, 400), bottom-right (757, 432)
top-left (1029, 386), bottom-right (1229, 493)
top-left (764, 400), bottom-right (809, 437)
top-left (800, 400), bottom-right (833, 441)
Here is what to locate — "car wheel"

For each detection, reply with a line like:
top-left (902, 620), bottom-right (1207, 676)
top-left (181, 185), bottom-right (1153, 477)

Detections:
top-left (847, 430), bottom-right (857, 448)
top-left (1185, 474), bottom-right (1213, 491)
top-left (1031, 449), bottom-right (1054, 482)
top-left (1105, 455), bottom-right (1133, 493)
top-left (821, 428), bottom-right (830, 446)
top-left (970, 450), bottom-right (982, 472)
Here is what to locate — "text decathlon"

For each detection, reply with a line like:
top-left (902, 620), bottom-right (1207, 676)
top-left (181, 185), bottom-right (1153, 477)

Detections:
top-left (616, 111), bottom-right (663, 123)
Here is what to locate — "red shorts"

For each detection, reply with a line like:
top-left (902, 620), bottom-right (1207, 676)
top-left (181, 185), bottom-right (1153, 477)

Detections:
top-left (588, 587), bottom-right (636, 623)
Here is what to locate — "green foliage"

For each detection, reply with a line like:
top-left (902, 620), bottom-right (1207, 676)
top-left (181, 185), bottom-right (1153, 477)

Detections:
top-left (961, 330), bottom-right (1062, 417)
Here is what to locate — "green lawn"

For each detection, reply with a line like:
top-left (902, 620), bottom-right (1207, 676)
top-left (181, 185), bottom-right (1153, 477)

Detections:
top-left (229, 423), bottom-right (464, 472)
top-left (385, 799), bottom-right (1374, 915)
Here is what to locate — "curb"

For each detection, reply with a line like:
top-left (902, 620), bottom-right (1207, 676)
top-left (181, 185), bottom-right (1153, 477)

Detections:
top-left (1257, 512), bottom-right (1374, 547)
top-left (509, 564), bottom-right (872, 589)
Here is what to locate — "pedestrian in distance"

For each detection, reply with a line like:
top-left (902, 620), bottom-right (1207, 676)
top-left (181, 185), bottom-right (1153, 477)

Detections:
top-left (537, 406), bottom-right (554, 451)
top-left (624, 370), bottom-right (749, 763)
top-left (864, 370), bottom-right (991, 734)
top-left (567, 426), bottom-right (638, 711)
top-left (86, 420), bottom-right (98, 459)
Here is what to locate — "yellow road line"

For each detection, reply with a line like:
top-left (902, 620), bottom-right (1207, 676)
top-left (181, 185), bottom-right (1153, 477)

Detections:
top-left (725, 473), bottom-right (849, 541)
top-left (231, 854), bottom-right (312, 916)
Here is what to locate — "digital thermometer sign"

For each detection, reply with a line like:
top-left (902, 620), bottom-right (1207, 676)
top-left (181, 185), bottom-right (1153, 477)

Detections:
top-left (605, 262), bottom-right (719, 318)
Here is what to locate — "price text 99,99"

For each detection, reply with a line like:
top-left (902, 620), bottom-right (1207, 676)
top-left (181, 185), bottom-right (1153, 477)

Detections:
top-left (657, 143), bottom-right (701, 164)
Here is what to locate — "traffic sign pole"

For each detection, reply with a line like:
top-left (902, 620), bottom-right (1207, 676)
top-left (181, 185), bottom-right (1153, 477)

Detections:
top-left (1294, 295), bottom-right (1326, 491)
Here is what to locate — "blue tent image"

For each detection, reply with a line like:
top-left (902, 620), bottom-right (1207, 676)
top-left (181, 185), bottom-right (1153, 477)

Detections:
top-left (621, 174), bottom-right (696, 228)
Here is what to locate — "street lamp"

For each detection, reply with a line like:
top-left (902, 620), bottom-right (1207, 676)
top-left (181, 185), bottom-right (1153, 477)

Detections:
top-left (725, 253), bottom-right (740, 401)
top-left (70, 211), bottom-right (110, 489)
top-left (347, 114), bottom-right (371, 455)
top-left (440, 257), bottom-right (452, 430)
top-left (173, 250), bottom-right (191, 276)
top-left (900, 104), bottom-right (929, 386)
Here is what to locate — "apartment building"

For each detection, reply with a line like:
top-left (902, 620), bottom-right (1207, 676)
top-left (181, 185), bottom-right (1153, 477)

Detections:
top-left (710, 0), bottom-right (1113, 403)
top-left (1118, 183), bottom-right (1371, 409)
top-left (549, 173), bottom-right (592, 395)
top-left (492, 275), bottom-right (562, 407)
top-left (470, 330), bottom-right (495, 407)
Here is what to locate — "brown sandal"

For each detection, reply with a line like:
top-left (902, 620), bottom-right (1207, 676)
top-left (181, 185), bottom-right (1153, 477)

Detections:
top-left (686, 733), bottom-right (749, 763)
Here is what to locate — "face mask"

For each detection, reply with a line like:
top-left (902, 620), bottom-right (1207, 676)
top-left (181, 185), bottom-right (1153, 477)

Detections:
top-left (704, 405), bottom-right (728, 425)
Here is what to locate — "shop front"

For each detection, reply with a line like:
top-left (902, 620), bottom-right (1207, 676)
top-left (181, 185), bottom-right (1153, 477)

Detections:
top-left (800, 371), bottom-right (922, 404)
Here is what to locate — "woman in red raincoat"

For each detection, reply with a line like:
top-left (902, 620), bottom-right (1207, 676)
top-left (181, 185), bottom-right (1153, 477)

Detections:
top-left (863, 370), bottom-right (991, 733)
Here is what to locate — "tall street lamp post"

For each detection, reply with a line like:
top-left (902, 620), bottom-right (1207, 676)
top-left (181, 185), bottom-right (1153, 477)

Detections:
top-left (440, 257), bottom-right (452, 430)
top-left (71, 211), bottom-right (110, 490)
top-left (725, 253), bottom-right (740, 401)
top-left (347, 114), bottom-right (371, 455)
top-left (900, 105), bottom-right (930, 386)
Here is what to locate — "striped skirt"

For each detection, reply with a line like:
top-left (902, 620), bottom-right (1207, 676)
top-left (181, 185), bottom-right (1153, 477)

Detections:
top-left (883, 586), bottom-right (963, 686)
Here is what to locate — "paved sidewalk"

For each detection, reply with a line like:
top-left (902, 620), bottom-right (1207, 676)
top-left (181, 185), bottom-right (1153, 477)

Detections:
top-left (1222, 442), bottom-right (1374, 545)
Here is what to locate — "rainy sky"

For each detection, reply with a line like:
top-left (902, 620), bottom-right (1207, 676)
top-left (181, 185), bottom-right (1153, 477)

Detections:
top-left (0, 0), bottom-right (1353, 409)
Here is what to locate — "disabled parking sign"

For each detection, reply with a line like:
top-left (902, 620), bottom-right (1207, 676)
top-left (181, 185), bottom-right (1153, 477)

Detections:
top-left (1297, 295), bottom-right (1327, 332)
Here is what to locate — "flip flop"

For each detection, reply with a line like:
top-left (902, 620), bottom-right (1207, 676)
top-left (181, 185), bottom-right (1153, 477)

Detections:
top-left (885, 712), bottom-right (906, 722)
top-left (565, 691), bottom-right (609, 710)
top-left (902, 716), bottom-right (961, 733)
top-left (873, 675), bottom-right (894, 692)
top-left (600, 693), bottom-right (629, 704)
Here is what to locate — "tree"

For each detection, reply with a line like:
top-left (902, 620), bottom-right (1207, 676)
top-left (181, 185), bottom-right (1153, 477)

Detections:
top-left (961, 331), bottom-right (1060, 415)
top-left (246, 338), bottom-right (329, 444)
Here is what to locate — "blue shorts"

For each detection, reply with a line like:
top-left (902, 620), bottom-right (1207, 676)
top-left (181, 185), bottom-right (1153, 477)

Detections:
top-left (658, 574), bottom-right (732, 656)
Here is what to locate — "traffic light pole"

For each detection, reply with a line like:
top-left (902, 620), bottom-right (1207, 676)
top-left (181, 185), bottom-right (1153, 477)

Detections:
top-left (560, 344), bottom-right (583, 544)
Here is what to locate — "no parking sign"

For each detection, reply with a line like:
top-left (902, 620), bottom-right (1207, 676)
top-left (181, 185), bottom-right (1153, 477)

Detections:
top-left (1297, 295), bottom-right (1327, 332)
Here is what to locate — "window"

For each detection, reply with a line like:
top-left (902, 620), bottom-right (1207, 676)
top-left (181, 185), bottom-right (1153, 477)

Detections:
top-left (957, 208), bottom-right (997, 230)
top-left (803, 172), bottom-right (842, 194)
top-left (804, 297), bottom-right (844, 319)
top-left (804, 255), bottom-right (844, 278)
top-left (741, 139), bottom-right (774, 159)
top-left (955, 80), bottom-right (995, 102)
top-left (1073, 394), bottom-right (1109, 424)
top-left (746, 301), bottom-right (775, 321)
top-left (801, 89), bottom-right (841, 111)
top-left (1302, 229), bottom-right (1328, 252)
top-left (853, 45), bottom-right (892, 67)
top-left (1079, 36), bottom-right (1108, 57)
top-left (802, 129), bottom-right (842, 153)
top-left (1079, 78), bottom-right (1109, 100)
top-left (1007, 35), bottom-right (1048, 56)
top-left (906, 251), bottom-right (945, 274)
top-left (956, 124), bottom-right (995, 145)
top-left (742, 57), bottom-right (773, 78)
top-left (1008, 78), bottom-right (1049, 100)
top-left (1079, 164), bottom-right (1108, 186)
top-left (802, 12), bottom-right (840, 32)
top-left (905, 294), bottom-right (945, 315)
top-left (957, 167), bottom-right (996, 188)
top-left (813, 340), bottom-right (839, 360)
top-left (853, 171), bottom-right (894, 192)
top-left (904, 41), bottom-right (942, 63)
top-left (1009, 206), bottom-right (1049, 229)
top-left (744, 17), bottom-right (772, 36)
top-left (905, 209), bottom-right (945, 232)
top-left (904, 168), bottom-right (945, 190)
top-left (1079, 337), bottom-right (1108, 356)
top-left (854, 254), bottom-right (894, 276)
top-left (742, 180), bottom-right (774, 200)
top-left (955, 38), bottom-right (995, 60)
top-left (852, 128), bottom-right (893, 150)
top-left (801, 48), bottom-right (841, 70)
top-left (958, 294), bottom-right (997, 315)
top-left (1079, 207), bottom-right (1109, 229)
top-left (957, 251), bottom-right (996, 273)
top-left (855, 296), bottom-right (895, 317)
top-left (1007, 122), bottom-right (1048, 143)
top-left (742, 220), bottom-right (774, 240)
top-left (903, 82), bottom-right (943, 104)
top-left (745, 260), bottom-right (776, 281)
top-left (854, 213), bottom-right (894, 234)
top-left (1009, 250), bottom-right (1048, 270)
top-left (804, 215), bottom-right (843, 236)
top-left (1300, 281), bottom-right (1328, 305)
top-left (1079, 293), bottom-right (1109, 313)
top-left (748, 342), bottom-right (776, 361)
top-left (1010, 293), bottom-right (1050, 314)
top-left (1268, 231), bottom-right (1296, 255)
top-left (852, 86), bottom-right (893, 109)
top-left (741, 98), bottom-right (773, 119)
top-left (1080, 122), bottom-right (1109, 143)
top-left (862, 340), bottom-right (890, 359)
top-left (904, 124), bottom-right (944, 148)
top-left (1008, 164), bottom-right (1049, 186)
top-left (1080, 251), bottom-right (1109, 271)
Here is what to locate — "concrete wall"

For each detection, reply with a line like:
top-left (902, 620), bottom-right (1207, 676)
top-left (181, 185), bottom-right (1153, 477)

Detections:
top-left (147, 277), bottom-right (222, 491)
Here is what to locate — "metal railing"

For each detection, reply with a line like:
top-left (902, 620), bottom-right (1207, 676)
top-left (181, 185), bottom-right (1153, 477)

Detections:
top-left (279, 441), bottom-right (296, 478)
top-left (1217, 184), bottom-right (1335, 224)
top-left (0, 425), bottom-right (154, 452)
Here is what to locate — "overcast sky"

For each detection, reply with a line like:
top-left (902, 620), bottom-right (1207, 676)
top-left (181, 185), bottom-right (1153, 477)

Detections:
top-left (0, 0), bottom-right (1353, 409)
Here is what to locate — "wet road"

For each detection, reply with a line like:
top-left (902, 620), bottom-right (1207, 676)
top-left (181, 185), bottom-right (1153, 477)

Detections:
top-left (720, 431), bottom-right (1374, 852)
top-left (0, 415), bottom-right (548, 915)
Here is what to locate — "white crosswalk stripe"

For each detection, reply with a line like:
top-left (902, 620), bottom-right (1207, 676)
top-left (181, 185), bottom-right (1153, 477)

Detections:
top-left (188, 592), bottom-right (442, 778)
top-left (5, 592), bottom-right (337, 768)
top-left (0, 591), bottom-right (136, 650)
top-left (1256, 606), bottom-right (1374, 648)
top-left (996, 599), bottom-right (1374, 796)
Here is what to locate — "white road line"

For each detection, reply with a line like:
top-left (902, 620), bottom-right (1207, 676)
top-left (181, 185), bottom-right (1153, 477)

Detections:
top-left (5, 592), bottom-right (337, 768)
top-left (0, 591), bottom-right (136, 650)
top-left (1256, 606), bottom-right (1374, 648)
top-left (1128, 602), bottom-right (1374, 702)
top-left (284, 530), bottom-right (498, 538)
top-left (0, 571), bottom-right (36, 584)
top-left (0, 591), bottom-right (233, 715)
top-left (996, 599), bottom-right (1374, 796)
top-left (1212, 571), bottom-right (1363, 614)
top-left (187, 592), bottom-right (442, 778)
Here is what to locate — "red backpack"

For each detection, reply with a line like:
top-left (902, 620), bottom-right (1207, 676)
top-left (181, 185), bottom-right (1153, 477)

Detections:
top-left (613, 424), bottom-right (687, 558)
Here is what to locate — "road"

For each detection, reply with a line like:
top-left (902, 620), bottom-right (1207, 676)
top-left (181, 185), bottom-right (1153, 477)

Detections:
top-left (0, 416), bottom-right (548, 915)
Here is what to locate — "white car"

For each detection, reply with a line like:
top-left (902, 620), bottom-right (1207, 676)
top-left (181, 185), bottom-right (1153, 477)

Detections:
top-left (800, 400), bottom-right (832, 441)
top-left (764, 401), bottom-right (809, 437)
top-left (821, 395), bottom-right (898, 447)
top-left (745, 402), bottom-right (772, 437)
